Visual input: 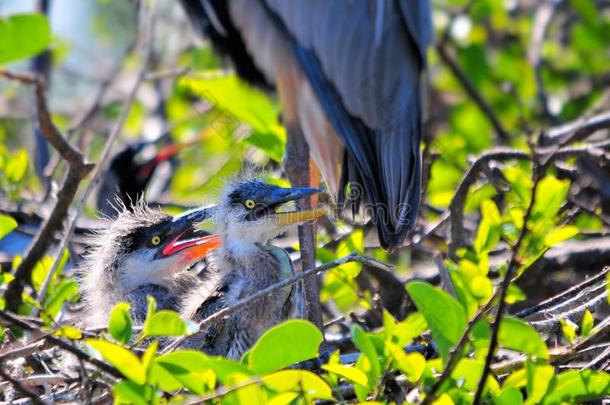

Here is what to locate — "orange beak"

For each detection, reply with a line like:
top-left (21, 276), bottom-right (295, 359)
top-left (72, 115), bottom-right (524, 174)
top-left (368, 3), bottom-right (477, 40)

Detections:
top-left (162, 233), bottom-right (222, 262)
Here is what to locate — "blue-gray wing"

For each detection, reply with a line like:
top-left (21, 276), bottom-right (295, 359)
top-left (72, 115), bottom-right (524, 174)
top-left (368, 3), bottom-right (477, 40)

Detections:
top-left (263, 0), bottom-right (432, 247)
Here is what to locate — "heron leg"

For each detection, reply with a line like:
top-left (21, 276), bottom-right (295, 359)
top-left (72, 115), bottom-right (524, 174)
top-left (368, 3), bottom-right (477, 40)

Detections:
top-left (284, 129), bottom-right (324, 331)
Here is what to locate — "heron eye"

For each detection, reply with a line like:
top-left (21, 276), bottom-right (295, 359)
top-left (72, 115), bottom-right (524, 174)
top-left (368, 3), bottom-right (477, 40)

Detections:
top-left (150, 235), bottom-right (161, 246)
top-left (244, 199), bottom-right (256, 209)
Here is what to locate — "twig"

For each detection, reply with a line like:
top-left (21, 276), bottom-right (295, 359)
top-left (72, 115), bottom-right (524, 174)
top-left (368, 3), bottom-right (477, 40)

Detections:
top-left (448, 142), bottom-right (610, 259)
top-left (163, 253), bottom-right (391, 353)
top-left (420, 300), bottom-right (492, 404)
top-left (544, 109), bottom-right (610, 144)
top-left (528, 288), bottom-right (608, 333)
top-left (529, 0), bottom-right (562, 123)
top-left (515, 267), bottom-right (610, 318)
top-left (472, 155), bottom-right (543, 404)
top-left (0, 71), bottom-right (95, 312)
top-left (36, 4), bottom-right (156, 306)
top-left (0, 362), bottom-right (47, 405)
top-left (436, 39), bottom-right (510, 143)
top-left (0, 310), bottom-right (122, 379)
top-left (0, 340), bottom-right (47, 362)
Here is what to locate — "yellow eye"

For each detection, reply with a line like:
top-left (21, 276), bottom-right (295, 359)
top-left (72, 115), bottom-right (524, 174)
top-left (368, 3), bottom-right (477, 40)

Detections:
top-left (151, 235), bottom-right (161, 246)
top-left (244, 199), bottom-right (256, 209)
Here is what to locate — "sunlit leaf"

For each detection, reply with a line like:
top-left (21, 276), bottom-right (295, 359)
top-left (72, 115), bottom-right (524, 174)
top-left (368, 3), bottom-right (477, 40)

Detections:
top-left (499, 317), bottom-right (548, 359)
top-left (581, 309), bottom-right (594, 336)
top-left (143, 310), bottom-right (187, 337)
top-left (493, 387), bottom-right (523, 405)
top-left (249, 320), bottom-right (322, 374)
top-left (5, 148), bottom-right (28, 183)
top-left (322, 363), bottom-right (368, 387)
top-left (542, 370), bottom-right (610, 404)
top-left (525, 360), bottom-right (554, 405)
top-left (0, 215), bottom-right (17, 240)
top-left (113, 380), bottom-right (150, 405)
top-left (544, 225), bottom-right (579, 247)
top-left (109, 303), bottom-right (133, 344)
top-left (406, 281), bottom-right (467, 361)
top-left (262, 370), bottom-right (333, 400)
top-left (351, 325), bottom-right (381, 383)
top-left (86, 339), bottom-right (146, 384)
top-left (0, 14), bottom-right (50, 64)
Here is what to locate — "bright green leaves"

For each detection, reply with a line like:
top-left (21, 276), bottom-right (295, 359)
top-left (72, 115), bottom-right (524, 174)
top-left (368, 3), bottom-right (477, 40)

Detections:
top-left (248, 320), bottom-right (323, 374)
top-left (351, 325), bottom-right (381, 382)
top-left (86, 339), bottom-right (147, 384)
top-left (406, 281), bottom-right (467, 361)
top-left (109, 303), bottom-right (133, 344)
top-left (179, 74), bottom-right (286, 162)
top-left (542, 370), bottom-right (610, 404)
top-left (498, 317), bottom-right (548, 360)
top-left (473, 200), bottom-right (502, 254)
top-left (0, 214), bottom-right (17, 240)
top-left (0, 13), bottom-right (50, 65)
top-left (143, 310), bottom-right (188, 337)
top-left (263, 370), bottom-right (333, 401)
top-left (0, 148), bottom-right (30, 200)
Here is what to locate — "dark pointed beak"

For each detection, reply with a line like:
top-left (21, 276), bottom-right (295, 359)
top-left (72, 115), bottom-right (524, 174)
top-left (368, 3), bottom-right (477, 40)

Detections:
top-left (264, 186), bottom-right (323, 206)
top-left (156, 207), bottom-right (221, 260)
top-left (262, 187), bottom-right (326, 226)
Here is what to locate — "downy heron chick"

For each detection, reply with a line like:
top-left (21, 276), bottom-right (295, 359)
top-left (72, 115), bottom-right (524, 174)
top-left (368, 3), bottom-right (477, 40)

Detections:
top-left (81, 202), bottom-right (220, 326)
top-left (182, 179), bottom-right (325, 359)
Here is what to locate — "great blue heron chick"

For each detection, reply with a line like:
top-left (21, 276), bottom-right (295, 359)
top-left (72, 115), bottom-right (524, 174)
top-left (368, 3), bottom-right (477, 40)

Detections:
top-left (182, 179), bottom-right (325, 359)
top-left (81, 202), bottom-right (220, 326)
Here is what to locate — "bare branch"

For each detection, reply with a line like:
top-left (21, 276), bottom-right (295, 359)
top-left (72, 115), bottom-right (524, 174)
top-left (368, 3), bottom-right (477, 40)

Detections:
top-left (36, 4), bottom-right (157, 305)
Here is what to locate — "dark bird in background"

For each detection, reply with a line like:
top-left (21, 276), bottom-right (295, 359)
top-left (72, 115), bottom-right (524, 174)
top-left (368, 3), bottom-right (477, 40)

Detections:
top-left (96, 135), bottom-right (205, 218)
top-left (179, 0), bottom-right (433, 250)
top-left (182, 179), bottom-right (325, 358)
top-left (80, 202), bottom-right (220, 326)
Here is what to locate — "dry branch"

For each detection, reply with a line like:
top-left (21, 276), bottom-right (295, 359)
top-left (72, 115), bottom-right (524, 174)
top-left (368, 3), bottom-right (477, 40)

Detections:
top-left (0, 71), bottom-right (95, 312)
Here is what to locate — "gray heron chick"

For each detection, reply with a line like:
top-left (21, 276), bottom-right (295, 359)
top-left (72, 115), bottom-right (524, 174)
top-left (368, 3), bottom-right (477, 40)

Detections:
top-left (182, 179), bottom-right (325, 359)
top-left (81, 203), bottom-right (221, 326)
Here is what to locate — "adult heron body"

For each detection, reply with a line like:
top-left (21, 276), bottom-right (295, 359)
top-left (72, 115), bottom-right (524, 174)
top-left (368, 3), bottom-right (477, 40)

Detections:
top-left (180, 0), bottom-right (432, 249)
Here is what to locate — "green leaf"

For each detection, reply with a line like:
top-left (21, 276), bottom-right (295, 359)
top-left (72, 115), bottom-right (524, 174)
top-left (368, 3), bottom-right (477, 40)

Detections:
top-left (544, 225), bottom-right (579, 247)
top-left (249, 320), bottom-right (322, 374)
top-left (542, 370), bottom-right (610, 404)
top-left (581, 309), bottom-right (594, 336)
top-left (113, 380), bottom-right (150, 405)
top-left (154, 350), bottom-right (215, 394)
top-left (86, 339), bottom-right (146, 384)
top-left (143, 310), bottom-right (187, 337)
top-left (474, 200), bottom-right (502, 253)
top-left (0, 215), bottom-right (17, 240)
top-left (109, 303), bottom-right (133, 344)
top-left (145, 295), bottom-right (157, 320)
top-left (406, 281), bottom-right (467, 361)
top-left (525, 360), bottom-right (554, 405)
top-left (262, 370), bottom-right (333, 400)
top-left (44, 279), bottom-right (78, 317)
top-left (179, 74), bottom-right (286, 162)
top-left (351, 325), bottom-right (381, 383)
top-left (386, 342), bottom-right (425, 383)
top-left (322, 363), bottom-right (368, 387)
top-left (560, 318), bottom-right (577, 343)
top-left (499, 317), bottom-right (548, 359)
top-left (0, 14), bottom-right (50, 64)
top-left (494, 387), bottom-right (523, 405)
top-left (532, 176), bottom-right (570, 221)
top-left (5, 148), bottom-right (28, 183)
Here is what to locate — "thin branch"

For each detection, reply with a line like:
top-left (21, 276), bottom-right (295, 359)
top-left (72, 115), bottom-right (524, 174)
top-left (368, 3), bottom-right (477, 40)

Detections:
top-left (0, 310), bottom-right (122, 379)
top-left (515, 266), bottom-right (610, 318)
top-left (0, 362), bottom-right (47, 405)
top-left (472, 156), bottom-right (543, 404)
top-left (436, 39), bottom-right (510, 143)
top-left (448, 141), bottom-right (610, 259)
top-left (36, 4), bottom-right (157, 305)
top-left (163, 253), bottom-right (391, 353)
top-left (0, 71), bottom-right (95, 312)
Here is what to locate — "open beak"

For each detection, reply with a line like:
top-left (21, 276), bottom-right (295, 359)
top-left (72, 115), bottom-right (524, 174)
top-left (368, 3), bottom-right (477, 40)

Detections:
top-left (262, 186), bottom-right (326, 226)
top-left (156, 207), bottom-right (222, 261)
top-left (162, 232), bottom-right (221, 261)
